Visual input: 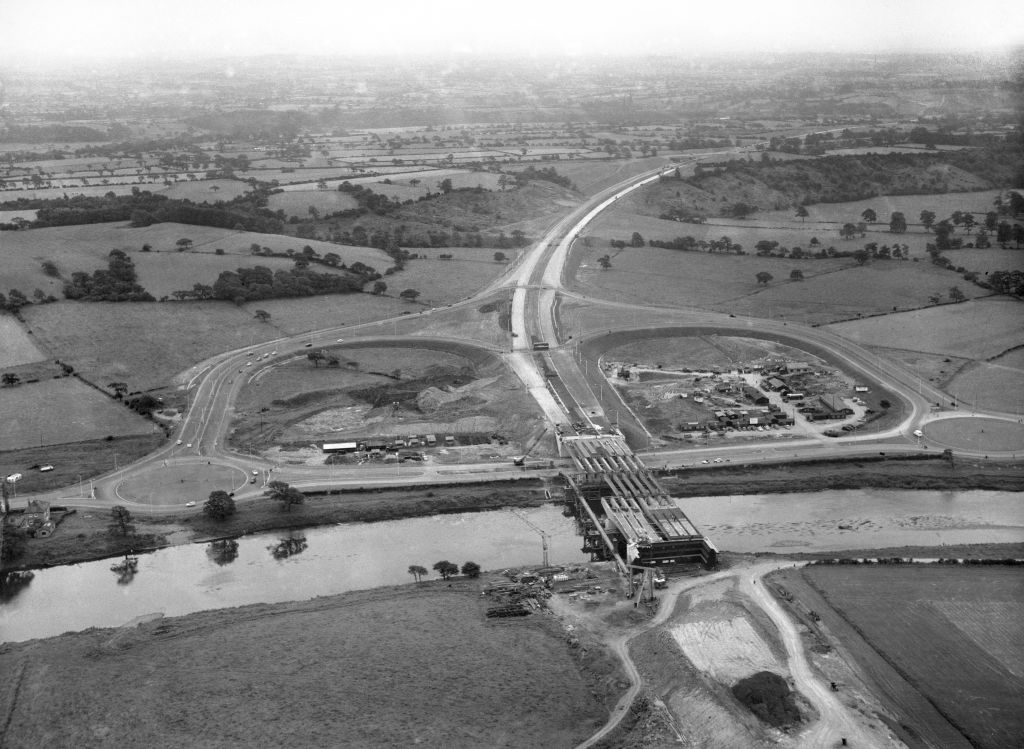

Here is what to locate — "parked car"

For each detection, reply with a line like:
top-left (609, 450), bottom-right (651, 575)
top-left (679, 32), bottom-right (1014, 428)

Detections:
top-left (185, 501), bottom-right (196, 507)
top-left (39, 465), bottom-right (54, 472)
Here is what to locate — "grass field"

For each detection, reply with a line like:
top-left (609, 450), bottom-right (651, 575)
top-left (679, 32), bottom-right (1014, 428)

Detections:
top-left (0, 433), bottom-right (163, 494)
top-left (943, 248), bottom-right (1024, 276)
top-left (754, 189), bottom-right (1005, 227)
top-left (513, 155), bottom-right (662, 195)
top-left (0, 317), bottom-right (46, 368)
top-left (571, 240), bottom-right (981, 326)
top-left (23, 301), bottom-right (281, 391)
top-left (947, 353), bottom-right (1024, 412)
top-left (0, 583), bottom-right (608, 748)
top-left (827, 298), bottom-right (1024, 360)
top-left (802, 565), bottom-right (1024, 749)
top-left (1, 222), bottom-right (391, 299)
top-left (922, 417), bottom-right (1024, 452)
top-left (0, 377), bottom-right (157, 451)
top-left (266, 189), bottom-right (359, 217)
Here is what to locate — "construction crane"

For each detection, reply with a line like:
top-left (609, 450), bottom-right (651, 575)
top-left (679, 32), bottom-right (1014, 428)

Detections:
top-left (509, 508), bottom-right (550, 567)
top-left (513, 427), bottom-right (548, 466)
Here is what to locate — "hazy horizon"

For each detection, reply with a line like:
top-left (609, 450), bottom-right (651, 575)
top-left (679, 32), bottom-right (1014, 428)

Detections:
top-left (2, 0), bottom-right (1022, 69)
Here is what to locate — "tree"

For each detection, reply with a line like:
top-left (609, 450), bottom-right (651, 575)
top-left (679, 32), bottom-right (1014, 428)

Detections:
top-left (880, 399), bottom-right (891, 409)
top-left (254, 309), bottom-right (271, 323)
top-left (1013, 224), bottom-right (1024, 249)
top-left (461, 561), bottom-right (481, 578)
top-left (984, 211), bottom-right (999, 231)
top-left (108, 505), bottom-right (135, 536)
top-left (794, 205), bottom-right (809, 222)
top-left (41, 260), bottom-right (60, 277)
top-left (889, 212), bottom-right (907, 234)
top-left (942, 448), bottom-right (955, 468)
top-left (307, 350), bottom-right (326, 367)
top-left (439, 178), bottom-right (453, 194)
top-left (630, 232), bottom-right (645, 247)
top-left (948, 286), bottom-right (966, 303)
top-left (408, 564), bottom-right (428, 583)
top-left (919, 210), bottom-right (936, 232)
top-left (1, 373), bottom-right (20, 387)
top-left (961, 213), bottom-right (976, 234)
top-left (861, 208), bottom-right (877, 223)
top-left (840, 223), bottom-right (857, 240)
top-left (755, 271), bottom-right (773, 285)
top-left (598, 255), bottom-right (612, 270)
top-left (175, 238), bottom-right (193, 251)
top-left (852, 249), bottom-right (869, 266)
top-left (789, 269), bottom-right (804, 281)
top-left (266, 480), bottom-right (305, 512)
top-left (928, 293), bottom-right (942, 305)
top-left (399, 289), bottom-right (420, 302)
top-left (109, 381), bottom-right (128, 399)
top-left (322, 252), bottom-right (341, 267)
top-left (372, 280), bottom-right (387, 295)
top-left (433, 560), bottom-right (459, 580)
top-left (493, 251), bottom-right (507, 262)
top-left (204, 490), bottom-right (237, 520)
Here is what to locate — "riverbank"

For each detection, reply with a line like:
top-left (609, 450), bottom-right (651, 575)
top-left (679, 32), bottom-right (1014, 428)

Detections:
top-left (660, 454), bottom-right (1024, 496)
top-left (4, 456), bottom-right (1020, 572)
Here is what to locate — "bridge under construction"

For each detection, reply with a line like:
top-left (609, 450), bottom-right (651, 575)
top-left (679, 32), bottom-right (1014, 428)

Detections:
top-left (560, 432), bottom-right (717, 571)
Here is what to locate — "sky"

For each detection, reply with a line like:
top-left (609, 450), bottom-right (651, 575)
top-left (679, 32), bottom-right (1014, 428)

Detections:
top-left (1, 0), bottom-right (1022, 66)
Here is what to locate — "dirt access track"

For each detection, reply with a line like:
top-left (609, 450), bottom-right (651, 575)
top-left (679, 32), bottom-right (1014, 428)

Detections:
top-left (552, 559), bottom-right (904, 749)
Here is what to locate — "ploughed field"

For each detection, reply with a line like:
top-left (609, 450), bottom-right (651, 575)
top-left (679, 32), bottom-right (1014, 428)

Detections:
top-left (802, 564), bottom-right (1024, 749)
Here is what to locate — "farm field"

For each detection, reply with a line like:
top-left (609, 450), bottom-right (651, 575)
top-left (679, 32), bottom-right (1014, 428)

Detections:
top-left (0, 317), bottom-right (47, 368)
top-left (827, 298), bottom-right (1024, 360)
top-left (571, 240), bottom-right (982, 325)
top-left (943, 248), bottom-right (1024, 275)
top-left (801, 565), bottom-right (1024, 749)
top-left (513, 155), bottom-right (661, 195)
top-left (158, 178), bottom-right (253, 201)
top-left (22, 301), bottom-right (281, 391)
top-left (0, 222), bottom-right (391, 297)
top-left (604, 335), bottom-right (819, 372)
top-left (266, 189), bottom-right (359, 217)
top-left (0, 377), bottom-right (157, 451)
top-left (0, 583), bottom-right (608, 749)
top-left (947, 355), bottom-right (1024, 413)
top-left (753, 189), bottom-right (1005, 226)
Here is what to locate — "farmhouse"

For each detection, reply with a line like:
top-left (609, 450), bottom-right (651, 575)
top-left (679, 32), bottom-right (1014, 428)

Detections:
top-left (22, 499), bottom-right (55, 538)
top-left (782, 362), bottom-right (813, 375)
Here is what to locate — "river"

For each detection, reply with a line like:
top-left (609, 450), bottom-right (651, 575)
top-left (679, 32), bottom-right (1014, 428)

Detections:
top-left (2, 489), bottom-right (1021, 644)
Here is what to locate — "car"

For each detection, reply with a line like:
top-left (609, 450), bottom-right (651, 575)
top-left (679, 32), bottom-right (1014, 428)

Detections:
top-left (713, 458), bottom-right (723, 463)
top-left (238, 369), bottom-right (243, 373)
top-left (186, 443), bottom-right (192, 448)
top-left (246, 362), bottom-right (253, 366)
top-left (913, 429), bottom-right (924, 437)
top-left (39, 465), bottom-right (54, 472)
top-left (304, 342), bottom-right (313, 347)
top-left (337, 338), bottom-right (344, 342)
top-left (250, 477), bottom-right (257, 484)
top-left (185, 501), bottom-right (196, 507)
top-left (271, 351), bottom-right (277, 355)
top-left (176, 439), bottom-right (183, 445)
top-left (252, 469), bottom-right (259, 476)
top-left (701, 459), bottom-right (710, 464)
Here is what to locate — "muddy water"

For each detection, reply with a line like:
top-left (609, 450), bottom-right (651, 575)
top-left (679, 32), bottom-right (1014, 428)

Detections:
top-left (2, 490), bottom-right (1021, 643)
top-left (681, 488), bottom-right (1024, 553)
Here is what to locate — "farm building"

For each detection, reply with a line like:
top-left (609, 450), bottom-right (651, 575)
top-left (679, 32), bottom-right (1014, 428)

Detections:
top-left (765, 377), bottom-right (788, 391)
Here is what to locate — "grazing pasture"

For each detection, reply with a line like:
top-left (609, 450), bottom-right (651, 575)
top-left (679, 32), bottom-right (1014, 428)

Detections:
top-left (0, 586), bottom-right (607, 749)
top-left (159, 178), bottom-right (252, 201)
top-left (0, 378), bottom-right (157, 451)
top-left (0, 222), bottom-right (389, 296)
top-left (943, 248), bottom-right (1024, 276)
top-left (0, 317), bottom-right (47, 368)
top-left (571, 241), bottom-right (983, 325)
top-left (755, 189), bottom-right (1006, 226)
top-left (827, 298), bottom-right (1024, 360)
top-left (266, 190), bottom-right (359, 217)
top-left (803, 565), bottom-right (1024, 749)
top-left (22, 301), bottom-right (281, 391)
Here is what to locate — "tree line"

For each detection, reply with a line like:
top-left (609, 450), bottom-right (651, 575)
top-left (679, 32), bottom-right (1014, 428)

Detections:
top-left (172, 263), bottom-right (378, 303)
top-left (62, 250), bottom-right (154, 302)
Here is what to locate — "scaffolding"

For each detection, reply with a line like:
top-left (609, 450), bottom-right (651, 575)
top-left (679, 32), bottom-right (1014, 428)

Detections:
top-left (562, 434), bottom-right (717, 571)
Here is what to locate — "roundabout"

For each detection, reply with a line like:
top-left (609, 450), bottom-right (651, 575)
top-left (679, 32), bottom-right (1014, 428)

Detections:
top-left (115, 460), bottom-right (250, 506)
top-left (923, 416), bottom-right (1024, 454)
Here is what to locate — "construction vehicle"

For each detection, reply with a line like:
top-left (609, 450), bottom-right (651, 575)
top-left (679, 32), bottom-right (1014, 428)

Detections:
top-left (513, 427), bottom-right (548, 466)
